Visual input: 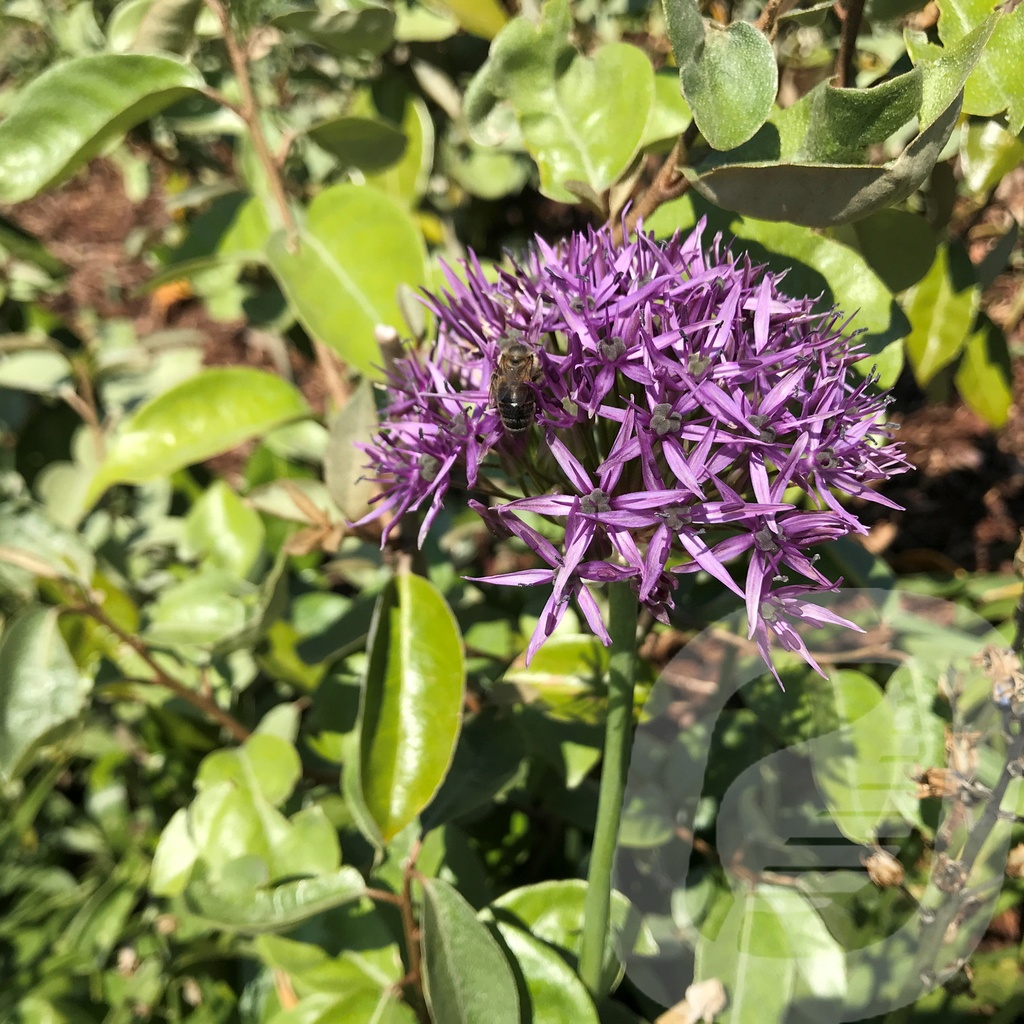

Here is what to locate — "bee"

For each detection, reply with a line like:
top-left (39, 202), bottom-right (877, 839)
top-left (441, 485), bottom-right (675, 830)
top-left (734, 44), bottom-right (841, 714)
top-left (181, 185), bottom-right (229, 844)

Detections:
top-left (490, 340), bottom-right (541, 435)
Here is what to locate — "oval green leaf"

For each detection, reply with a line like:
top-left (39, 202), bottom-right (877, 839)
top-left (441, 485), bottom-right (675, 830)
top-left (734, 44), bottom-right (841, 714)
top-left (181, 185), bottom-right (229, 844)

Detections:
top-left (84, 367), bottom-right (309, 508)
top-left (0, 605), bottom-right (89, 782)
top-left (954, 315), bottom-right (1013, 429)
top-left (185, 867), bottom-right (366, 934)
top-left (421, 878), bottom-right (520, 1024)
top-left (0, 54), bottom-right (204, 203)
top-left (324, 378), bottom-right (379, 523)
top-left (307, 116), bottom-right (408, 172)
top-left (266, 184), bottom-right (428, 379)
top-left (354, 573), bottom-right (465, 843)
top-left (495, 922), bottom-right (600, 1024)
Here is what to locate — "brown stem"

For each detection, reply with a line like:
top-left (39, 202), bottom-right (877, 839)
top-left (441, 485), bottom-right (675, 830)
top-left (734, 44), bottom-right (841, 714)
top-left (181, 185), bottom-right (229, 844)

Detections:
top-left (834, 0), bottom-right (866, 88)
top-left (204, 0), bottom-right (298, 242)
top-left (754, 0), bottom-right (798, 37)
top-left (70, 599), bottom-right (251, 743)
top-left (614, 124), bottom-right (698, 245)
top-left (398, 838), bottom-right (430, 1024)
top-left (60, 362), bottom-right (105, 462)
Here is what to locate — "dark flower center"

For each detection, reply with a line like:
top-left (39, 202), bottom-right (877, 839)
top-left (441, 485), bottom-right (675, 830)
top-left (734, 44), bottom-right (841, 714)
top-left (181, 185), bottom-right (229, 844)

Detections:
top-left (600, 337), bottom-right (626, 361)
top-left (815, 446), bottom-right (839, 469)
top-left (580, 489), bottom-right (611, 514)
top-left (419, 455), bottom-right (440, 481)
top-left (749, 414), bottom-right (777, 443)
top-left (651, 403), bottom-right (682, 436)
top-left (754, 525), bottom-right (781, 553)
top-left (660, 506), bottom-right (692, 531)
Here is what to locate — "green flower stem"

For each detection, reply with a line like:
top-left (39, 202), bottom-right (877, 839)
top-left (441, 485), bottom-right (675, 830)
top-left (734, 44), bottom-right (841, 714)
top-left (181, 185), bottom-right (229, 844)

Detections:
top-left (579, 580), bottom-right (639, 995)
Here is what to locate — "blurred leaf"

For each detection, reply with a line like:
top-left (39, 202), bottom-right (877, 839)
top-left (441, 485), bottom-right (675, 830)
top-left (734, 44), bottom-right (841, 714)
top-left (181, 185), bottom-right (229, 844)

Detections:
top-left (365, 96), bottom-right (434, 205)
top-left (807, 670), bottom-right (900, 843)
top-left (443, 135), bottom-right (532, 200)
top-left (955, 315), bottom-right (1013, 428)
top-left (960, 119), bottom-right (1024, 195)
top-left (663, 0), bottom-right (777, 151)
top-left (494, 921), bottom-right (600, 1024)
top-left (186, 867), bottom-right (366, 934)
top-left (901, 242), bottom-right (979, 386)
top-left (465, 0), bottom-right (655, 205)
top-left (421, 877), bottom-right (520, 1024)
top-left (324, 379), bottom-right (379, 523)
top-left (0, 349), bottom-right (73, 395)
top-left (266, 184), bottom-right (428, 379)
top-left (85, 368), bottom-right (309, 507)
top-left (0, 605), bottom-right (89, 782)
top-left (639, 71), bottom-right (692, 150)
top-left (499, 634), bottom-right (609, 710)
top-left (273, 1), bottom-right (395, 58)
top-left (848, 209), bottom-right (938, 294)
top-left (107, 0), bottom-right (203, 53)
top-left (354, 573), bottom-right (465, 843)
top-left (430, 0), bottom-right (508, 39)
top-left (0, 214), bottom-right (66, 275)
top-left (0, 505), bottom-right (95, 594)
top-left (308, 116), bottom-right (408, 173)
top-left (183, 479), bottom-right (265, 577)
top-left (0, 54), bottom-right (203, 203)
top-left (143, 568), bottom-right (250, 647)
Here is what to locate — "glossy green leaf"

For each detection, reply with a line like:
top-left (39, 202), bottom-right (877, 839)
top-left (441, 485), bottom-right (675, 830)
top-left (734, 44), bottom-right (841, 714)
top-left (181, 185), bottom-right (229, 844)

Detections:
top-left (960, 119), bottom-right (1024, 195)
top-left (695, 885), bottom-right (845, 1020)
top-left (495, 922), bottom-right (600, 1024)
top-left (664, 0), bottom-right (777, 151)
top-left (491, 880), bottom-right (657, 993)
top-left (324, 379), bottom-right (379, 524)
top-left (185, 867), bottom-right (366, 934)
top-left (0, 54), bottom-right (204, 203)
top-left (198, 732), bottom-right (301, 807)
top-left (183, 480), bottom-right (265, 577)
top-left (107, 0), bottom-right (203, 53)
top-left (432, 0), bottom-right (508, 38)
top-left (849, 209), bottom-right (938, 294)
top-left (906, 0), bottom-right (1024, 132)
top-left (499, 634), bottom-right (610, 709)
top-left (85, 368), bottom-right (309, 508)
top-left (807, 670), bottom-right (900, 843)
top-left (954, 315), bottom-right (1013, 428)
top-left (266, 184), bottom-right (427, 379)
top-left (354, 573), bottom-right (465, 843)
top-left (465, 0), bottom-right (655, 204)
top-left (901, 242), bottom-right (979, 386)
top-left (421, 878), bottom-right (520, 1024)
top-left (0, 605), bottom-right (89, 782)
top-left (307, 116), bottom-right (408, 172)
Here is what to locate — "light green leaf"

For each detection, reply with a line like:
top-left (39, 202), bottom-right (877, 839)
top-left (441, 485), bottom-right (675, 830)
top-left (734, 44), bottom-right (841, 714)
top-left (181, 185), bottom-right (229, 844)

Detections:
top-left (273, 1), bottom-right (396, 58)
top-left (465, 1), bottom-right (655, 204)
top-left (955, 316), bottom-right (1013, 428)
top-left (807, 670), bottom-right (900, 843)
top-left (183, 479), bottom-right (265, 577)
top-left (85, 367), bottom-right (308, 508)
top-left (421, 878), bottom-right (520, 1024)
top-left (324, 379), bottom-right (379, 523)
top-left (0, 605), bottom-right (89, 782)
top-left (431, 0), bottom-right (508, 39)
top-left (901, 242), bottom-right (979, 386)
top-left (107, 0), bottom-right (203, 54)
top-left (495, 922), bottom-right (600, 1024)
top-left (149, 808), bottom-right (198, 896)
top-left (365, 96), bottom-right (435, 205)
top-left (0, 54), bottom-right (204, 203)
top-left (307, 116), bottom-right (408, 172)
top-left (185, 867), bottom-right (366, 934)
top-left (0, 349), bottom-right (73, 395)
top-left (0, 505), bottom-right (95, 593)
top-left (960, 119), bottom-right (1024, 195)
top-left (266, 184), bottom-right (427, 379)
top-left (354, 573), bottom-right (465, 843)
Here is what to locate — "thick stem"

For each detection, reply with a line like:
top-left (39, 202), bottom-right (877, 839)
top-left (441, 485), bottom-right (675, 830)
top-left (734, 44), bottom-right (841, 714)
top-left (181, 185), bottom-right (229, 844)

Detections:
top-left (579, 581), bottom-right (639, 995)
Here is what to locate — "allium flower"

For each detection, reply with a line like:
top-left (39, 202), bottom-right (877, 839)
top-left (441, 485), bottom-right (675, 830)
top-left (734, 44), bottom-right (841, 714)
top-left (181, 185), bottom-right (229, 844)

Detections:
top-left (358, 220), bottom-right (908, 671)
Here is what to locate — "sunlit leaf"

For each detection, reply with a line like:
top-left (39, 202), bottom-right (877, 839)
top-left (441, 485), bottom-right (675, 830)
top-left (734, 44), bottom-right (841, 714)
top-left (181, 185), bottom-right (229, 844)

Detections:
top-left (954, 315), bottom-right (1013, 428)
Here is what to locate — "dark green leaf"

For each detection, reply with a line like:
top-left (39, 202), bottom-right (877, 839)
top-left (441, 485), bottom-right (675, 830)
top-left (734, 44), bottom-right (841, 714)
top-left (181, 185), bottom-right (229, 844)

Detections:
top-left (0, 54), bottom-right (204, 203)
top-left (421, 878), bottom-right (520, 1024)
top-left (308, 116), bottom-right (408, 173)
top-left (849, 209), bottom-right (938, 294)
top-left (273, 2), bottom-right (395, 58)
top-left (954, 315), bottom-right (1013, 428)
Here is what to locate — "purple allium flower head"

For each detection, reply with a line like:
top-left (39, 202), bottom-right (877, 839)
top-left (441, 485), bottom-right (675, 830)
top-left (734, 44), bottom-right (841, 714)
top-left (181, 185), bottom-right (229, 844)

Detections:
top-left (357, 220), bottom-right (908, 673)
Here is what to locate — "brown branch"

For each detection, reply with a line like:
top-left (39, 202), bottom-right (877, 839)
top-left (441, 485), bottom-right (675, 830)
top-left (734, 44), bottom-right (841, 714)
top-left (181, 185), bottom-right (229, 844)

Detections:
top-left (398, 838), bottom-right (430, 1024)
top-left (834, 0), bottom-right (866, 88)
top-left (614, 122), bottom-right (699, 245)
top-left (204, 0), bottom-right (298, 242)
top-left (754, 0), bottom-right (798, 37)
top-left (69, 599), bottom-right (251, 743)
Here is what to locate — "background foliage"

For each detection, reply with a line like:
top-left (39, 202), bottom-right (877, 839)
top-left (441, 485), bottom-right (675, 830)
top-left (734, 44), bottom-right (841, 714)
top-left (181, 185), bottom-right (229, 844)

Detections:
top-left (0, 0), bottom-right (1022, 1022)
